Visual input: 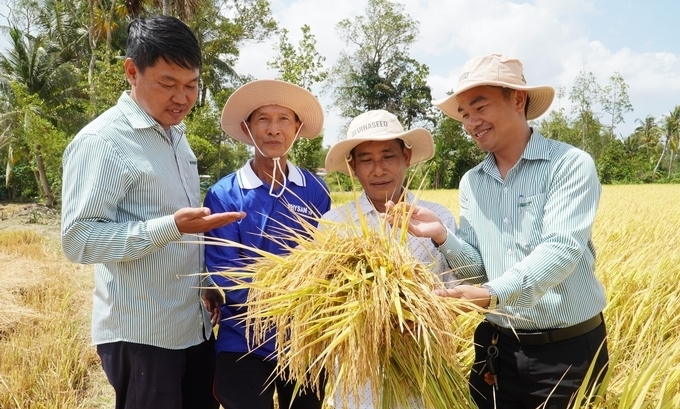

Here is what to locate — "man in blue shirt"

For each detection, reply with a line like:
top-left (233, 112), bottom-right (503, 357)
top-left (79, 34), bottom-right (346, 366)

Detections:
top-left (399, 54), bottom-right (608, 408)
top-left (204, 79), bottom-right (331, 409)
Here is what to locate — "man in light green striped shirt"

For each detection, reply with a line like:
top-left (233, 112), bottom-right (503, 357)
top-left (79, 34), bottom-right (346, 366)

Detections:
top-left (61, 16), bottom-right (244, 409)
top-left (400, 54), bottom-right (608, 409)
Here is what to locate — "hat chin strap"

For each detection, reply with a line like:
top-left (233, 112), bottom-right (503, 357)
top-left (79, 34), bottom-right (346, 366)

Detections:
top-left (243, 121), bottom-right (304, 198)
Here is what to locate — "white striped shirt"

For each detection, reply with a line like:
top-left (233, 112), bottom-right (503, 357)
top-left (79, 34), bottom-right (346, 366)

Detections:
top-left (439, 131), bottom-right (606, 330)
top-left (61, 91), bottom-right (213, 349)
top-left (322, 191), bottom-right (457, 409)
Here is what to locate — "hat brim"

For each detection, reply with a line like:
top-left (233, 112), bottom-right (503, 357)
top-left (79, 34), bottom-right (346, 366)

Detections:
top-left (433, 82), bottom-right (555, 122)
top-left (325, 128), bottom-right (434, 175)
top-left (220, 80), bottom-right (324, 145)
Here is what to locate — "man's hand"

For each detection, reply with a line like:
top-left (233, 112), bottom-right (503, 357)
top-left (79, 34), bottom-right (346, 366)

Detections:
top-left (174, 207), bottom-right (245, 234)
top-left (384, 201), bottom-right (448, 245)
top-left (202, 287), bottom-right (224, 327)
top-left (434, 285), bottom-right (491, 311)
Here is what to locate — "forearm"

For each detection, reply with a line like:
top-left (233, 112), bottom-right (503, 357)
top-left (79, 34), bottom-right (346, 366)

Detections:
top-left (438, 227), bottom-right (486, 283)
top-left (61, 215), bottom-right (181, 264)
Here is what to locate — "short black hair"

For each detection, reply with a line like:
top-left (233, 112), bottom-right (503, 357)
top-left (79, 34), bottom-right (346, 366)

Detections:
top-left (501, 87), bottom-right (530, 118)
top-left (126, 15), bottom-right (201, 73)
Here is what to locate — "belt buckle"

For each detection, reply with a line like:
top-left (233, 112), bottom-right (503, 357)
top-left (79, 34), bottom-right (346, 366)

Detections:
top-left (517, 331), bottom-right (550, 345)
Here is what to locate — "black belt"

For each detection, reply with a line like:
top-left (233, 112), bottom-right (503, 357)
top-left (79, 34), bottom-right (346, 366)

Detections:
top-left (487, 313), bottom-right (603, 346)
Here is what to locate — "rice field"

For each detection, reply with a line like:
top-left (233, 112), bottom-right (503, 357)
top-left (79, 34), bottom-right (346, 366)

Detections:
top-left (1, 184), bottom-right (679, 408)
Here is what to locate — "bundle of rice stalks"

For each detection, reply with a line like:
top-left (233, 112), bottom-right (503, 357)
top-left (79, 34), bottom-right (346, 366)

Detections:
top-left (210, 199), bottom-right (479, 409)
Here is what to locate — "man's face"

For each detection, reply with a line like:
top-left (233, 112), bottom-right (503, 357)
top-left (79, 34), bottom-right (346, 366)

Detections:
top-left (125, 58), bottom-right (199, 130)
top-left (241, 105), bottom-right (301, 158)
top-left (349, 139), bottom-right (412, 212)
top-left (456, 86), bottom-right (527, 153)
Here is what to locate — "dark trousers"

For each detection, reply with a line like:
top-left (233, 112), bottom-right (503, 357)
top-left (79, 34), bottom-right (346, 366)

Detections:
top-left (470, 321), bottom-right (609, 409)
top-left (469, 320), bottom-right (609, 409)
top-left (97, 336), bottom-right (218, 409)
top-left (214, 352), bottom-right (325, 409)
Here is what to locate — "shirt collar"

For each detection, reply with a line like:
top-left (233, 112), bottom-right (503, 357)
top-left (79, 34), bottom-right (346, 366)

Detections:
top-left (117, 91), bottom-right (187, 134)
top-left (478, 129), bottom-right (550, 174)
top-left (236, 159), bottom-right (306, 190)
top-left (521, 130), bottom-right (551, 161)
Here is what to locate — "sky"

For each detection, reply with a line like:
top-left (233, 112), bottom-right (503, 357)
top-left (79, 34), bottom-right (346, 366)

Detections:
top-left (0, 0), bottom-right (678, 148)
top-left (232, 0), bottom-right (680, 147)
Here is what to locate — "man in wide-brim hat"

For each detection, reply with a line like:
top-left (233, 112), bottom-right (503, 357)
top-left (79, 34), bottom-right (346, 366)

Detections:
top-left (400, 54), bottom-right (609, 409)
top-left (323, 109), bottom-right (457, 409)
top-left (204, 79), bottom-right (331, 409)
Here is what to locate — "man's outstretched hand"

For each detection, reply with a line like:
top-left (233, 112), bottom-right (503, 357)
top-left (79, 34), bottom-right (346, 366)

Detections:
top-left (174, 207), bottom-right (246, 234)
top-left (384, 201), bottom-right (448, 245)
top-left (434, 285), bottom-right (491, 310)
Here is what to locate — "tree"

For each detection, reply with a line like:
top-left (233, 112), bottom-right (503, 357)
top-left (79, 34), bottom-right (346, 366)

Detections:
top-left (268, 25), bottom-right (327, 91)
top-left (631, 115), bottom-right (662, 160)
top-left (0, 26), bottom-right (78, 206)
top-left (125, 0), bottom-right (202, 18)
top-left (430, 113), bottom-right (483, 189)
top-left (569, 71), bottom-right (605, 158)
top-left (189, 0), bottom-right (277, 107)
top-left (326, 0), bottom-right (434, 128)
top-left (600, 72), bottom-right (633, 136)
top-left (654, 106), bottom-right (680, 178)
top-left (267, 24), bottom-right (327, 171)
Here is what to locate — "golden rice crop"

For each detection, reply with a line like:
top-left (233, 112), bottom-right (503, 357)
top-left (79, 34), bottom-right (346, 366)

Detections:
top-left (209, 197), bottom-right (480, 409)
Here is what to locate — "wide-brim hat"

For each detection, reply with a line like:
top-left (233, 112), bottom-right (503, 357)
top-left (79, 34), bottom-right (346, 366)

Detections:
top-left (432, 54), bottom-right (555, 122)
top-left (220, 79), bottom-right (324, 145)
top-left (325, 109), bottom-right (434, 175)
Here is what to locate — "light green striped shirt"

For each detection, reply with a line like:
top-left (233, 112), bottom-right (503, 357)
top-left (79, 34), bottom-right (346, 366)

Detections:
top-left (439, 131), bottom-right (606, 330)
top-left (61, 91), bottom-right (213, 349)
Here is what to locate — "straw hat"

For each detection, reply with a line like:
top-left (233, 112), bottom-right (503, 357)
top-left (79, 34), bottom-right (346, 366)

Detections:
top-left (220, 79), bottom-right (324, 145)
top-left (432, 54), bottom-right (555, 122)
top-left (325, 110), bottom-right (434, 175)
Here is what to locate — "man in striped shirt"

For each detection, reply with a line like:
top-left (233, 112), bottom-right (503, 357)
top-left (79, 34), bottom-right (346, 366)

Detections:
top-left (400, 54), bottom-right (609, 408)
top-left (61, 16), bottom-right (244, 409)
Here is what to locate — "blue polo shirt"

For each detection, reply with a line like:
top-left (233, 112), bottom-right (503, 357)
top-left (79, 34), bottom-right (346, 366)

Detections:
top-left (204, 159), bottom-right (331, 359)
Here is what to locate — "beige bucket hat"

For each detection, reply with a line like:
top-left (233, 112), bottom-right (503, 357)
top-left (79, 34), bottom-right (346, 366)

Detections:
top-left (432, 54), bottom-right (555, 122)
top-left (325, 110), bottom-right (434, 175)
top-left (220, 79), bottom-right (324, 145)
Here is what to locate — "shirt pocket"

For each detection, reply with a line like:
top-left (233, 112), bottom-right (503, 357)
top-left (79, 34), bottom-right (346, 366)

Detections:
top-left (176, 152), bottom-right (200, 207)
top-left (518, 192), bottom-right (546, 250)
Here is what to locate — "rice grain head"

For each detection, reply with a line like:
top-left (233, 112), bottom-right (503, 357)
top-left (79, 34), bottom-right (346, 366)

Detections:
top-left (209, 189), bottom-right (478, 408)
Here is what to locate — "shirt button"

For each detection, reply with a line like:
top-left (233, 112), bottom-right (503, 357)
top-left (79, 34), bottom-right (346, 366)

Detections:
top-left (503, 187), bottom-right (509, 193)
top-left (507, 248), bottom-right (512, 254)
top-left (503, 217), bottom-right (509, 223)
top-left (446, 249), bottom-right (452, 254)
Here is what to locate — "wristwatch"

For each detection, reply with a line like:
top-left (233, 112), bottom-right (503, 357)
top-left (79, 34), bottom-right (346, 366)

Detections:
top-left (482, 284), bottom-right (498, 310)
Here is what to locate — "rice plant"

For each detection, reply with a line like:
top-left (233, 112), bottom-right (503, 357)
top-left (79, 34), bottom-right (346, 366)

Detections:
top-left (208, 193), bottom-right (481, 409)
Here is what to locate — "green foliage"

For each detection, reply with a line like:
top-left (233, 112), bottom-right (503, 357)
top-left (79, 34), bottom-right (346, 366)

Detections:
top-left (0, 0), bottom-right (678, 209)
top-left (185, 103), bottom-right (250, 180)
top-left (327, 0), bottom-right (435, 128)
top-left (267, 24), bottom-right (327, 171)
top-left (323, 171), bottom-right (353, 192)
top-left (268, 25), bottom-right (327, 90)
top-left (189, 0), bottom-right (277, 106)
top-left (600, 72), bottom-right (633, 136)
top-left (430, 115), bottom-right (484, 189)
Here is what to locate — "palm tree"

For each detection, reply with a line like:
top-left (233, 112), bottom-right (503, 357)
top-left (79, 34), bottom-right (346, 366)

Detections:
top-left (632, 115), bottom-right (662, 158)
top-left (125, 0), bottom-right (202, 18)
top-left (0, 26), bottom-right (77, 207)
top-left (654, 106), bottom-right (680, 177)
